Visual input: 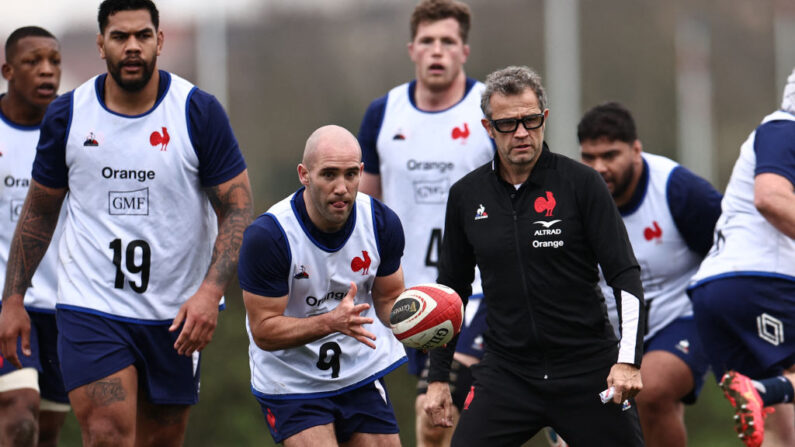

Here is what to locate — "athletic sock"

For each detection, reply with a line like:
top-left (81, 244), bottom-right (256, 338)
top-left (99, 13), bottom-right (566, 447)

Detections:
top-left (751, 376), bottom-right (795, 406)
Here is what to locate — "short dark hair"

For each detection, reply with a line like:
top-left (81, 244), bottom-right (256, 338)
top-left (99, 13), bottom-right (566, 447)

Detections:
top-left (98, 0), bottom-right (160, 34)
top-left (481, 66), bottom-right (547, 119)
top-left (577, 102), bottom-right (638, 144)
top-left (410, 0), bottom-right (471, 43)
top-left (5, 26), bottom-right (56, 62)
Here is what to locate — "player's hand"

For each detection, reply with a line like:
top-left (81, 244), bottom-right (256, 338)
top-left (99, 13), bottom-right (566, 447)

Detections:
top-left (170, 285), bottom-right (220, 356)
top-left (0, 297), bottom-right (31, 369)
top-left (327, 282), bottom-right (376, 349)
top-left (606, 362), bottom-right (643, 403)
top-left (424, 381), bottom-right (455, 427)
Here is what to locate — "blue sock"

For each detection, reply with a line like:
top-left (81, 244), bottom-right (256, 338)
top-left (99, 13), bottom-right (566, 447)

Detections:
top-left (752, 376), bottom-right (795, 406)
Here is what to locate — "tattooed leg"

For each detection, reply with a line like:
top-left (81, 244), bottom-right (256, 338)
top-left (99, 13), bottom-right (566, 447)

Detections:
top-left (85, 378), bottom-right (127, 407)
top-left (69, 365), bottom-right (138, 447)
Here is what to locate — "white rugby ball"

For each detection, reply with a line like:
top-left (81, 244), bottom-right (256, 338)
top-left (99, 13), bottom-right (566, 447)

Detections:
top-left (389, 283), bottom-right (464, 350)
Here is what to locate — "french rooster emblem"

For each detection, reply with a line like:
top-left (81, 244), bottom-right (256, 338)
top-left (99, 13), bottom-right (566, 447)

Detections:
top-left (534, 191), bottom-right (556, 217)
top-left (452, 123), bottom-right (470, 140)
top-left (351, 250), bottom-right (371, 275)
top-left (644, 221), bottom-right (662, 242)
top-left (150, 127), bottom-right (170, 151)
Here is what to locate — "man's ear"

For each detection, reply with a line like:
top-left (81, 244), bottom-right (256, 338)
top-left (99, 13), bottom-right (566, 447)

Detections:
top-left (97, 33), bottom-right (106, 60)
top-left (156, 29), bottom-right (164, 56)
top-left (1, 63), bottom-right (13, 82)
top-left (481, 118), bottom-right (495, 139)
top-left (297, 163), bottom-right (310, 186)
top-left (632, 139), bottom-right (643, 158)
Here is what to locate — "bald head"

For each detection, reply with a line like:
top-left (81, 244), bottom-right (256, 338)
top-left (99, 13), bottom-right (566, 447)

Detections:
top-left (298, 125), bottom-right (364, 232)
top-left (302, 125), bottom-right (362, 169)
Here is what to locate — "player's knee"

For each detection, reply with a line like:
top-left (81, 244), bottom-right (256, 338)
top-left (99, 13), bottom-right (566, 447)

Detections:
top-left (82, 418), bottom-right (133, 447)
top-left (4, 416), bottom-right (37, 447)
top-left (415, 395), bottom-right (450, 446)
top-left (636, 385), bottom-right (678, 414)
top-left (83, 429), bottom-right (127, 447)
top-left (0, 395), bottom-right (38, 447)
top-left (415, 394), bottom-right (433, 425)
top-left (419, 423), bottom-right (448, 446)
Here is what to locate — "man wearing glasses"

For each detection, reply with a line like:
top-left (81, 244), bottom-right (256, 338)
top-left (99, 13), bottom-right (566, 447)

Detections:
top-left (423, 66), bottom-right (645, 446)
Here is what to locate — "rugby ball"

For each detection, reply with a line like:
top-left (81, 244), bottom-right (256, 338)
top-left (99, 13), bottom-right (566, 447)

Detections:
top-left (389, 283), bottom-right (464, 350)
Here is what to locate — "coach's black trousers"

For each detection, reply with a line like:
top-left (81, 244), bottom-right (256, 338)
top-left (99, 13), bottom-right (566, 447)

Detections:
top-left (450, 355), bottom-right (645, 447)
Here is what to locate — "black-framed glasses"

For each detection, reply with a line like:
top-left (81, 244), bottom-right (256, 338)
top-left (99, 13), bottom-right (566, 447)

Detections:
top-left (490, 113), bottom-right (545, 133)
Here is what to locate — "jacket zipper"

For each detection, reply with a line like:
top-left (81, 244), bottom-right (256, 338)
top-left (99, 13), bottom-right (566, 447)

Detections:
top-left (510, 203), bottom-right (550, 379)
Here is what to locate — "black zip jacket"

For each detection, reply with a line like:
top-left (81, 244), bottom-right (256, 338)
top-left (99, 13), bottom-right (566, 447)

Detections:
top-left (429, 144), bottom-right (644, 382)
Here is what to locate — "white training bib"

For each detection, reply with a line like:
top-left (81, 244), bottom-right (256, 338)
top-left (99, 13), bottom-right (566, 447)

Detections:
top-left (692, 110), bottom-right (795, 284)
top-left (602, 153), bottom-right (702, 339)
top-left (0, 111), bottom-right (64, 310)
top-left (376, 82), bottom-right (493, 293)
top-left (57, 74), bottom-right (217, 321)
top-left (248, 192), bottom-right (406, 398)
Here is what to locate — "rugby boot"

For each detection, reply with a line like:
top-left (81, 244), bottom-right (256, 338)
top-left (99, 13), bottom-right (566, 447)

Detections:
top-left (719, 370), bottom-right (775, 447)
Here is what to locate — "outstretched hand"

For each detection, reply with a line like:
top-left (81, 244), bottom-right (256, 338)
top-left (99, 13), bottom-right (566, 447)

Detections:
top-left (327, 282), bottom-right (376, 348)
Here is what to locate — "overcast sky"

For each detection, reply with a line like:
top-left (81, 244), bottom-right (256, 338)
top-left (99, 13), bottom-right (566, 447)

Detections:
top-left (4, 1), bottom-right (266, 34)
top-left (1, 0), bottom-right (378, 93)
top-left (3, 0), bottom-right (374, 36)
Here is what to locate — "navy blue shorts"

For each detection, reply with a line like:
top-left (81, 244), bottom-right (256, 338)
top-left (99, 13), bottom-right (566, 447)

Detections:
top-left (255, 379), bottom-right (399, 444)
top-left (57, 309), bottom-right (201, 405)
top-left (644, 316), bottom-right (709, 404)
top-left (690, 276), bottom-right (795, 380)
top-left (0, 309), bottom-right (69, 403)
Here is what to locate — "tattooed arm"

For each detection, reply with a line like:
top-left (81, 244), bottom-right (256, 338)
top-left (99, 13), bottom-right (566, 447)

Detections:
top-left (170, 169), bottom-right (253, 355)
top-left (0, 181), bottom-right (66, 368)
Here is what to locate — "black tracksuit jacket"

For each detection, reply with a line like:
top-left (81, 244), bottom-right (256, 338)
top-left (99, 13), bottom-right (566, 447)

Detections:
top-left (429, 145), bottom-right (645, 382)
